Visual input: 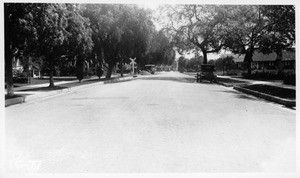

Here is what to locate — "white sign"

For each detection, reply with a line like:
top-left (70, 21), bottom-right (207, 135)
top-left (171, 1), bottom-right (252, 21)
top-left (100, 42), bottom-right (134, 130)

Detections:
top-left (129, 57), bottom-right (136, 74)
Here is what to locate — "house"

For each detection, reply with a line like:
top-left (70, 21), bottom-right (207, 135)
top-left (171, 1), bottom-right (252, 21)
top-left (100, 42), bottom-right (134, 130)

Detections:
top-left (281, 50), bottom-right (295, 74)
top-left (251, 51), bottom-right (277, 73)
top-left (232, 50), bottom-right (295, 74)
top-left (12, 56), bottom-right (43, 78)
top-left (12, 57), bottom-right (24, 77)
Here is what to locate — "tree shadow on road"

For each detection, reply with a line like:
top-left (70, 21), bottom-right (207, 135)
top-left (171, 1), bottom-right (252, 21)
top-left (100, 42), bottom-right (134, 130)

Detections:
top-left (213, 89), bottom-right (257, 101)
top-left (137, 76), bottom-right (197, 83)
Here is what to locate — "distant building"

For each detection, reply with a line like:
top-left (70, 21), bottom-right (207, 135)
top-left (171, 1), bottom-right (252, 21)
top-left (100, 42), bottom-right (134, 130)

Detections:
top-left (281, 50), bottom-right (295, 73)
top-left (251, 51), bottom-right (277, 73)
top-left (12, 57), bottom-right (24, 77)
top-left (231, 50), bottom-right (295, 74)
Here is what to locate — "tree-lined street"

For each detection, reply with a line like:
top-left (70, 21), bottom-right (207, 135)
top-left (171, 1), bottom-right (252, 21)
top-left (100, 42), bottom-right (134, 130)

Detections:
top-left (5, 72), bottom-right (295, 172)
top-left (4, 3), bottom-right (296, 175)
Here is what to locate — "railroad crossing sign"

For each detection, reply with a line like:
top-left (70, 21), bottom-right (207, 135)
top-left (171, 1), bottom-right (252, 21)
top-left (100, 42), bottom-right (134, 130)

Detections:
top-left (129, 57), bottom-right (136, 74)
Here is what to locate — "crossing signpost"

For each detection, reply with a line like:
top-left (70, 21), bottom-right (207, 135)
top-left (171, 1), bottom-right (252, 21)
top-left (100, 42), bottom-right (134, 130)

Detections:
top-left (129, 57), bottom-right (136, 75)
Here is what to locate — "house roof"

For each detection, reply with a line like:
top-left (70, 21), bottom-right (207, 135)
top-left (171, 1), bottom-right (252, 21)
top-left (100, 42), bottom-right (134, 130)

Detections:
top-left (233, 52), bottom-right (277, 62)
top-left (252, 51), bottom-right (277, 62)
top-left (232, 50), bottom-right (295, 63)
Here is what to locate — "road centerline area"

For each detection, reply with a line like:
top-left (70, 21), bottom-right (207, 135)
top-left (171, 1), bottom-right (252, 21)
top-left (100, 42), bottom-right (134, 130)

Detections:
top-left (5, 72), bottom-right (295, 173)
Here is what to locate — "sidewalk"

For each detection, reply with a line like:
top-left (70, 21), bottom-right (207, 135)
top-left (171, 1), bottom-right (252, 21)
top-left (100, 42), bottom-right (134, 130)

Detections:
top-left (5, 74), bottom-right (135, 107)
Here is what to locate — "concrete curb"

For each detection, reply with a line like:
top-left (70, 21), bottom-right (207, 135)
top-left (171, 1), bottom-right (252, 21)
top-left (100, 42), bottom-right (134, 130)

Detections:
top-left (23, 80), bottom-right (105, 104)
top-left (215, 81), bottom-right (235, 87)
top-left (103, 76), bottom-right (135, 84)
top-left (215, 77), bottom-right (250, 87)
top-left (5, 76), bottom-right (136, 107)
top-left (5, 96), bottom-right (26, 107)
top-left (233, 85), bottom-right (296, 107)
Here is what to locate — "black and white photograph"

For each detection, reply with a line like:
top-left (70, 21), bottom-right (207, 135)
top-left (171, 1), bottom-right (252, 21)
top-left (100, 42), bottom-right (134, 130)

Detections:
top-left (1, 0), bottom-right (298, 177)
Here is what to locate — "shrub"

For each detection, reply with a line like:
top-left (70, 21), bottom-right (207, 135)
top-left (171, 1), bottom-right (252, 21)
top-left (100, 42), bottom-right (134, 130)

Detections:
top-left (85, 67), bottom-right (95, 76)
top-left (13, 77), bottom-right (28, 83)
top-left (283, 74), bottom-right (295, 85)
top-left (226, 70), bottom-right (238, 76)
top-left (243, 72), bottom-right (283, 80)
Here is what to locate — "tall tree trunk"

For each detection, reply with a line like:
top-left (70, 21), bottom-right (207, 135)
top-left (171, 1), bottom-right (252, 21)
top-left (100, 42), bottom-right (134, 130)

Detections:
top-left (106, 64), bottom-right (114, 79)
top-left (76, 56), bottom-right (84, 82)
top-left (202, 51), bottom-right (208, 64)
top-left (120, 59), bottom-right (124, 77)
top-left (49, 57), bottom-right (55, 88)
top-left (5, 44), bottom-right (14, 96)
top-left (96, 65), bottom-right (103, 79)
top-left (5, 4), bottom-right (14, 96)
top-left (244, 52), bottom-right (253, 76)
top-left (96, 52), bottom-right (103, 79)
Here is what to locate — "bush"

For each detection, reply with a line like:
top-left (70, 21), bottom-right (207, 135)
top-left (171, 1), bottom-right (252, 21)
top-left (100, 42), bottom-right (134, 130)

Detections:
top-left (85, 67), bottom-right (96, 76)
top-left (13, 77), bottom-right (28, 83)
top-left (243, 72), bottom-right (284, 80)
top-left (59, 66), bottom-right (76, 76)
top-left (116, 69), bottom-right (131, 74)
top-left (283, 74), bottom-right (295, 85)
top-left (242, 72), bottom-right (251, 79)
top-left (226, 70), bottom-right (238, 76)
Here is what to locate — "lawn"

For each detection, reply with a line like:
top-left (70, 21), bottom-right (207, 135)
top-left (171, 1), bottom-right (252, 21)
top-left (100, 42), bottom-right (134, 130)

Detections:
top-left (5, 78), bottom-right (66, 88)
top-left (242, 84), bottom-right (295, 100)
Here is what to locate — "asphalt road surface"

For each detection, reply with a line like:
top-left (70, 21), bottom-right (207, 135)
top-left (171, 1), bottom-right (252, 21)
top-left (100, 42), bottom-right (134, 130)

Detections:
top-left (5, 72), bottom-right (296, 173)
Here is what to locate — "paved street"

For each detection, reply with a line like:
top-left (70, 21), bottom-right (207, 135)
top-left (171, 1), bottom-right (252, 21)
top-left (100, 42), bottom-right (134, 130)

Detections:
top-left (5, 72), bottom-right (296, 173)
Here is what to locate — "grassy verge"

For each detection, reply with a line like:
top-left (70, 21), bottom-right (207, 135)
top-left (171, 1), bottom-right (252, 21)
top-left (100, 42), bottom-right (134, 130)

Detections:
top-left (242, 84), bottom-right (295, 100)
top-left (16, 76), bottom-right (121, 92)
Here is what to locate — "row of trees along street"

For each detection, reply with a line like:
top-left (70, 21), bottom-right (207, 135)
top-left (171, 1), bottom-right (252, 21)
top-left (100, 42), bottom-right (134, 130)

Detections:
top-left (5, 3), bottom-right (175, 96)
top-left (5, 4), bottom-right (295, 97)
top-left (159, 5), bottom-right (295, 75)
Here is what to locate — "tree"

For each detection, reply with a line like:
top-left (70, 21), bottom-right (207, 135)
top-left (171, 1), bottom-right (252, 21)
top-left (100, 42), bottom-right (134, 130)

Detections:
top-left (223, 5), bottom-right (295, 76)
top-left (163, 48), bottom-right (176, 65)
top-left (82, 4), bottom-right (155, 78)
top-left (64, 4), bottom-right (93, 82)
top-left (259, 5), bottom-right (295, 74)
top-left (4, 3), bottom-right (38, 96)
top-left (32, 3), bottom-right (69, 87)
top-left (177, 56), bottom-right (187, 72)
top-left (117, 5), bottom-right (155, 75)
top-left (144, 30), bottom-right (174, 66)
top-left (259, 5), bottom-right (295, 53)
top-left (81, 4), bottom-right (106, 78)
top-left (159, 5), bottom-right (227, 64)
top-left (185, 56), bottom-right (203, 72)
top-left (214, 56), bottom-right (236, 74)
top-left (126, 6), bottom-right (155, 69)
top-left (82, 4), bottom-right (123, 78)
